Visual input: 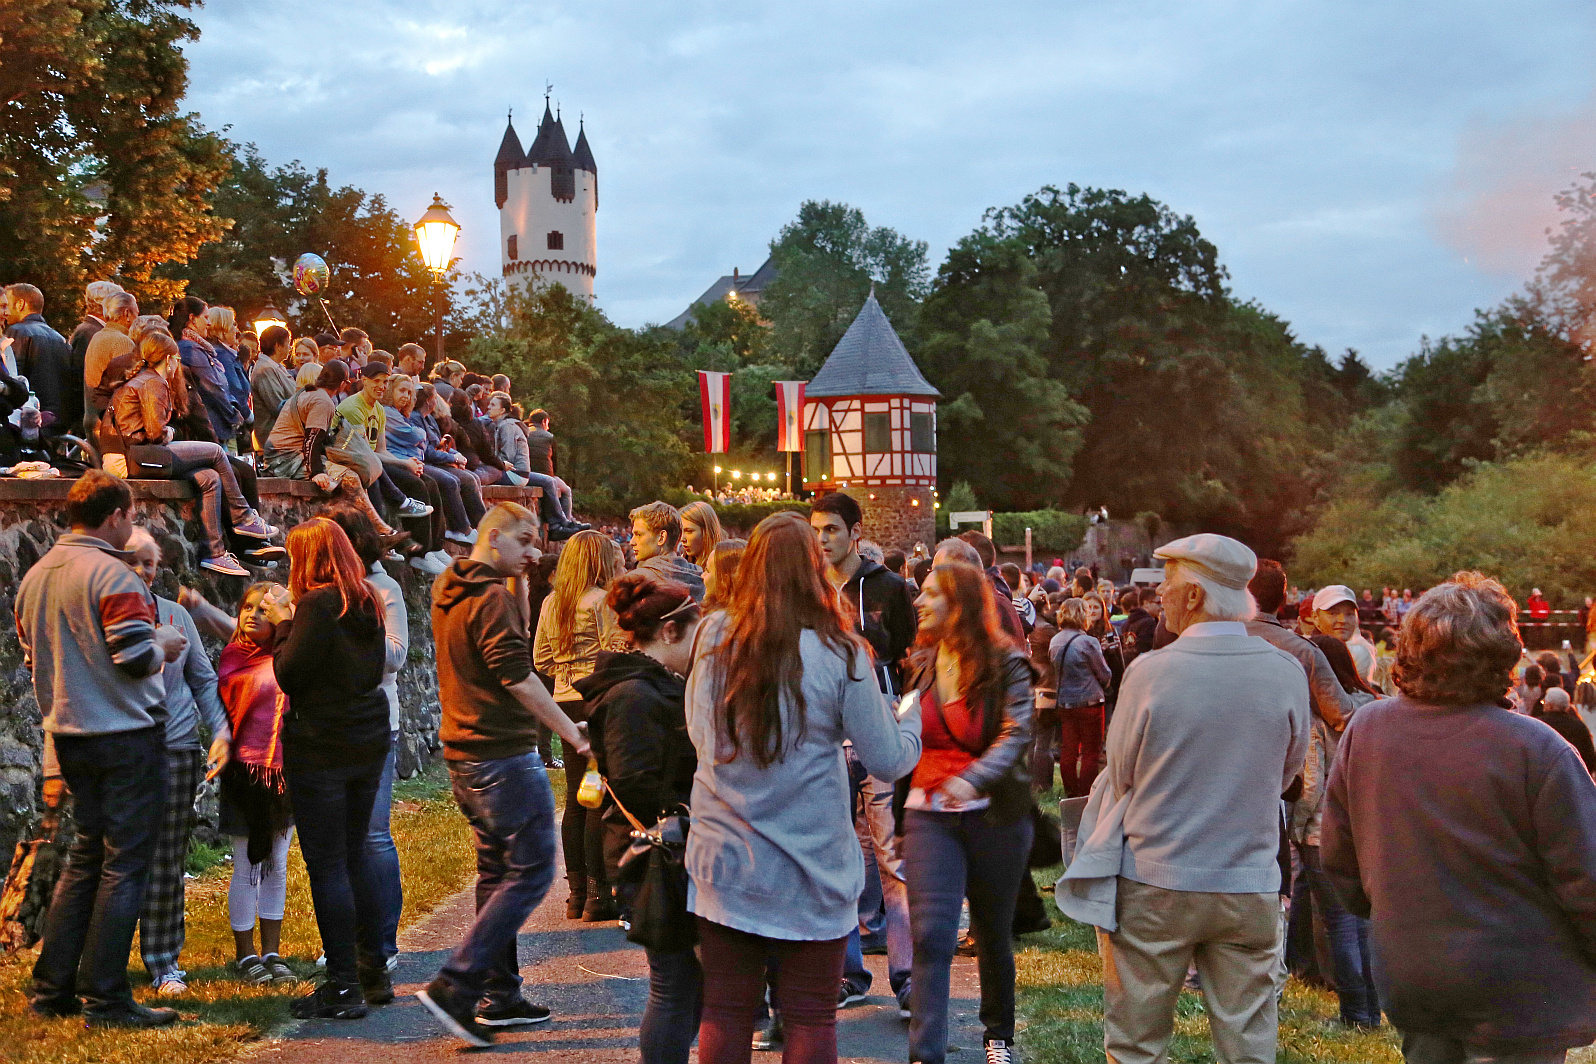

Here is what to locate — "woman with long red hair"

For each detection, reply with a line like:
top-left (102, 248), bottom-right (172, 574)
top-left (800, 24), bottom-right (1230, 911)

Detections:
top-left (683, 512), bottom-right (921, 1064)
top-left (263, 516), bottom-right (392, 1020)
top-left (903, 560), bottom-right (1034, 1064)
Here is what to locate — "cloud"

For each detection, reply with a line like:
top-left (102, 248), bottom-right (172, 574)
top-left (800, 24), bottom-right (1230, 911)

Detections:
top-left (180, 0), bottom-right (1596, 368)
top-left (1431, 97), bottom-right (1596, 279)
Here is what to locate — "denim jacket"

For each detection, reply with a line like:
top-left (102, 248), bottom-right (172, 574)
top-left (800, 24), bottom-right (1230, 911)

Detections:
top-left (1052, 627), bottom-right (1111, 708)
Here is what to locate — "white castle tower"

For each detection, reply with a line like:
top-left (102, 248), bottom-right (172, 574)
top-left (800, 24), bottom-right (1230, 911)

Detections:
top-left (495, 95), bottom-right (597, 302)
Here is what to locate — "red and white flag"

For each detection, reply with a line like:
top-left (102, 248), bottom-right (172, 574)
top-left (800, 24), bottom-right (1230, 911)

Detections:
top-left (774, 381), bottom-right (806, 452)
top-left (698, 370), bottom-right (732, 453)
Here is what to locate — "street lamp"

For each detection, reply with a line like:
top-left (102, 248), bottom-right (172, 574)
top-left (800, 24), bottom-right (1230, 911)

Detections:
top-left (413, 193), bottom-right (460, 367)
top-left (251, 302), bottom-right (288, 338)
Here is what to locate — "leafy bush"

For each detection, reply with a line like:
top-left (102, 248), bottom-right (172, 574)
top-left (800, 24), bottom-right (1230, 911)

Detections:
top-left (992, 510), bottom-right (1089, 553)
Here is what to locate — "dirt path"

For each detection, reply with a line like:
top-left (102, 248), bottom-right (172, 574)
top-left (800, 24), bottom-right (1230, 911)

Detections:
top-left (251, 846), bottom-right (989, 1062)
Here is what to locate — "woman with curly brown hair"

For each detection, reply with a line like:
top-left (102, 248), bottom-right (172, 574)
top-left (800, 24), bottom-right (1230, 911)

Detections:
top-left (683, 512), bottom-right (921, 1064)
top-left (1323, 572), bottom-right (1596, 1064)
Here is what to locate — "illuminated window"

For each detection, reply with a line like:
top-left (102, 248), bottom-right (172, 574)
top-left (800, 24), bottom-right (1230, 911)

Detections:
top-left (547, 231), bottom-right (564, 250)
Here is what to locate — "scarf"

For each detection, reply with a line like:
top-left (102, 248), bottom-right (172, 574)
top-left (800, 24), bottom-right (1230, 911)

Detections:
top-left (182, 326), bottom-right (217, 361)
top-left (218, 638), bottom-right (292, 863)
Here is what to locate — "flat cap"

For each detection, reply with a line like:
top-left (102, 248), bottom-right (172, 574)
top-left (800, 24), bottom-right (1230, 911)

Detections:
top-left (1154, 533), bottom-right (1257, 591)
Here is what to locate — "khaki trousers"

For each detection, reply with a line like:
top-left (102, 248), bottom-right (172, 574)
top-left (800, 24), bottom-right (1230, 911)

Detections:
top-left (1098, 877), bottom-right (1280, 1064)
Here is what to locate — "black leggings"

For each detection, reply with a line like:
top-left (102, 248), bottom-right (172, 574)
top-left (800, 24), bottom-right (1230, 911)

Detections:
top-left (558, 701), bottom-right (608, 898)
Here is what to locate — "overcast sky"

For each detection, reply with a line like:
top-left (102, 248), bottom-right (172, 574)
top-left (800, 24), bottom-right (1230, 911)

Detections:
top-left (182, 0), bottom-right (1596, 368)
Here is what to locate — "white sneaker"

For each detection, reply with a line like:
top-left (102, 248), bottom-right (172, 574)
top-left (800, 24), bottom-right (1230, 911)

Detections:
top-left (410, 554), bottom-right (447, 577)
top-left (444, 530), bottom-right (476, 545)
top-left (426, 550), bottom-right (453, 568)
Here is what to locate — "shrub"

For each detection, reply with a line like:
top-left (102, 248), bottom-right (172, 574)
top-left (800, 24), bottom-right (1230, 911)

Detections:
top-left (992, 510), bottom-right (1089, 553)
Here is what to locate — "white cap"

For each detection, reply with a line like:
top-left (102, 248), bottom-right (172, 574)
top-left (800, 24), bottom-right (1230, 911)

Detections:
top-left (1153, 533), bottom-right (1256, 590)
top-left (1312, 585), bottom-right (1356, 611)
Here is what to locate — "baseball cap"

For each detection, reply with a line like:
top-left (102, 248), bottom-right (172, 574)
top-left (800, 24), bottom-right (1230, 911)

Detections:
top-left (1312, 585), bottom-right (1357, 611)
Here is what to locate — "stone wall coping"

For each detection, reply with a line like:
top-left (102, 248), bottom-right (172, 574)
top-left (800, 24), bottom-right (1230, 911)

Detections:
top-left (0, 476), bottom-right (542, 503)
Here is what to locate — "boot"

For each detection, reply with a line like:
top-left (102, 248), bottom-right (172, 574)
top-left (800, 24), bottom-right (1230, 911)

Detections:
top-left (565, 881), bottom-right (587, 920)
top-left (358, 951), bottom-right (395, 1005)
top-left (582, 880), bottom-right (619, 923)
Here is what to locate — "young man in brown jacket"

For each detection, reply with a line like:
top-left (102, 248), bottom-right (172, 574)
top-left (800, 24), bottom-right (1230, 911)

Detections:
top-left (417, 502), bottom-right (590, 1047)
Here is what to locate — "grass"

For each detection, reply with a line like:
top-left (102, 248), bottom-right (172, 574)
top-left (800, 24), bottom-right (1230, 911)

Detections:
top-left (0, 758), bottom-right (558, 1064)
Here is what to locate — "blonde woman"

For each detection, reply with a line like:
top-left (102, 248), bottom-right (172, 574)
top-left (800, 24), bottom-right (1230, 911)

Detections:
top-left (680, 500), bottom-right (723, 569)
top-left (292, 336), bottom-right (322, 369)
top-left (206, 305), bottom-right (253, 453)
top-left (534, 530), bottom-right (627, 920)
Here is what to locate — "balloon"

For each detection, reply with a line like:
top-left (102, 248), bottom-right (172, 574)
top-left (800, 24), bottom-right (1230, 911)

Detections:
top-left (292, 253), bottom-right (329, 295)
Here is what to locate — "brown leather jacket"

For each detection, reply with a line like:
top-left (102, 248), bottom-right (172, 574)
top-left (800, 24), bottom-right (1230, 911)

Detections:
top-left (100, 369), bottom-right (172, 448)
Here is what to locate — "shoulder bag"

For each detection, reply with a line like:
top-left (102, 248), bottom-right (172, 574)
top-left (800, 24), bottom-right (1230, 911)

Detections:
top-left (609, 782), bottom-right (696, 953)
top-left (103, 381), bottom-right (174, 478)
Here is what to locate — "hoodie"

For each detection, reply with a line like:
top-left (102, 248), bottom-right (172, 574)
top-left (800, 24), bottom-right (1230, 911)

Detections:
top-left (636, 552), bottom-right (706, 603)
top-left (432, 557), bottom-right (538, 761)
top-left (832, 557), bottom-right (917, 695)
top-left (574, 651), bottom-right (695, 827)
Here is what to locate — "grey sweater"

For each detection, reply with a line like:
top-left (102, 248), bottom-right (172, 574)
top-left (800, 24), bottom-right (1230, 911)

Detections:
top-left (1105, 625), bottom-right (1310, 893)
top-left (155, 596), bottom-right (227, 752)
top-left (684, 611), bottom-right (922, 939)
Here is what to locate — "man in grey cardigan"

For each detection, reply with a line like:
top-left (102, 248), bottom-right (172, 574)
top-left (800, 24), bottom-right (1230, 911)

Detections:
top-left (1095, 534), bottom-right (1310, 1064)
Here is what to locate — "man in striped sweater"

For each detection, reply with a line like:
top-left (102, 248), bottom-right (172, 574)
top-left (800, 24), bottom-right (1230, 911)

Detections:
top-left (16, 470), bottom-right (188, 1028)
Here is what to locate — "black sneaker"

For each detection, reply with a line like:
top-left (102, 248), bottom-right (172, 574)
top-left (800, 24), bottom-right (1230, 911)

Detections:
top-left (838, 980), bottom-right (868, 1007)
top-left (291, 980), bottom-right (368, 1020)
top-left (416, 977), bottom-right (493, 1048)
top-left (84, 1002), bottom-right (179, 1028)
top-left (985, 1038), bottom-right (1017, 1064)
top-left (478, 997), bottom-right (552, 1026)
top-left (358, 962), bottom-right (395, 1006)
top-left (30, 996), bottom-right (81, 1019)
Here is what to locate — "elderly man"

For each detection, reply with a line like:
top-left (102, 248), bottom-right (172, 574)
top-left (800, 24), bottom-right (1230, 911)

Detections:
top-left (1060, 533), bottom-right (1310, 1064)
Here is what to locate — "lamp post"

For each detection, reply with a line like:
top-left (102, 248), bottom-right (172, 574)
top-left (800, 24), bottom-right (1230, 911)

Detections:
top-left (251, 302), bottom-right (288, 339)
top-left (413, 193), bottom-right (460, 369)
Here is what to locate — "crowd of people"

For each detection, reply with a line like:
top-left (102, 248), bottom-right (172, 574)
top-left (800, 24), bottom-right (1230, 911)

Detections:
top-left (0, 279), bottom-right (590, 579)
top-left (13, 436), bottom-right (1596, 1060)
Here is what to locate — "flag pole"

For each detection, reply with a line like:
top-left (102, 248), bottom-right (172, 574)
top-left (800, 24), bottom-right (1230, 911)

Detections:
top-left (785, 451), bottom-right (792, 497)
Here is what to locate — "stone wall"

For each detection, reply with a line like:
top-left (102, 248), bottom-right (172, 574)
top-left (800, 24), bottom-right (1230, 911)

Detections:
top-left (0, 476), bottom-right (540, 947)
top-left (858, 484), bottom-right (936, 553)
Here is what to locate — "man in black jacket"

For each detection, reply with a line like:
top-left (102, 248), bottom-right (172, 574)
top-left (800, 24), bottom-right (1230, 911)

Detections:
top-left (4, 283), bottom-right (78, 436)
top-left (811, 491), bottom-right (917, 1015)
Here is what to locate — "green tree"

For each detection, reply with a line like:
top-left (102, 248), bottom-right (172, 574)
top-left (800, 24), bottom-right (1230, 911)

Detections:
top-left (465, 283), bottom-right (696, 504)
top-left (759, 200), bottom-right (930, 377)
top-left (164, 145), bottom-right (456, 354)
top-left (0, 0), bottom-right (230, 326)
top-left (918, 238), bottom-right (1089, 509)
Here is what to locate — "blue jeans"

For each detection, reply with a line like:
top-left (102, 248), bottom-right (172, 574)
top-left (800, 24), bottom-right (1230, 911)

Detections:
top-left (1298, 843), bottom-right (1380, 1026)
top-left (904, 808), bottom-right (1033, 1064)
top-left (439, 751), bottom-right (557, 1003)
top-left (523, 471), bottom-right (573, 524)
top-left (642, 945), bottom-right (702, 1064)
top-left (32, 725), bottom-right (167, 1013)
top-left (364, 734), bottom-right (403, 963)
top-left (285, 756), bottom-right (386, 985)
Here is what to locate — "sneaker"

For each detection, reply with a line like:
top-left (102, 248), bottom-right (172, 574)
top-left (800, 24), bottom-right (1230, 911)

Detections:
top-left (85, 1002), bottom-right (180, 1028)
top-left (838, 980), bottom-right (868, 1007)
top-left (752, 1014), bottom-right (784, 1051)
top-left (547, 758), bottom-right (563, 770)
top-left (291, 980), bottom-right (368, 1020)
top-left (409, 554), bottom-right (447, 577)
top-left (398, 498), bottom-right (434, 518)
top-left (444, 529), bottom-right (478, 545)
top-left (263, 955), bottom-right (295, 985)
top-left (315, 952), bottom-right (326, 967)
top-left (243, 544), bottom-right (289, 563)
top-left (155, 974), bottom-right (188, 996)
top-left (897, 987), bottom-right (912, 1020)
top-left (383, 550), bottom-right (405, 563)
top-left (233, 513), bottom-right (279, 540)
top-left (425, 549), bottom-right (453, 569)
top-left (386, 954), bottom-right (399, 973)
top-left (477, 997), bottom-right (552, 1027)
top-left (201, 552), bottom-right (250, 577)
top-left (416, 978), bottom-right (493, 1048)
top-left (985, 1039), bottom-right (1016, 1064)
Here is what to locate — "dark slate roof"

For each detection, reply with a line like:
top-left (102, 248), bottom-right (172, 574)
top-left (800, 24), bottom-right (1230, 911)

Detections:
top-left (493, 119), bottom-right (526, 209)
top-left (526, 102), bottom-right (573, 166)
top-left (806, 293), bottom-right (939, 398)
top-left (663, 257), bottom-right (778, 329)
top-left (572, 122), bottom-right (597, 174)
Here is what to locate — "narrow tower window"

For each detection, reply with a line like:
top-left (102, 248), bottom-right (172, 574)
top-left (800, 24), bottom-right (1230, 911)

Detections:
top-left (507, 235), bottom-right (518, 261)
top-left (547, 231), bottom-right (564, 250)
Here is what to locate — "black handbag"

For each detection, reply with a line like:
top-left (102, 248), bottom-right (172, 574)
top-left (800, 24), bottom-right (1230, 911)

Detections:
top-left (103, 382), bottom-right (175, 478)
top-left (608, 783), bottom-right (696, 953)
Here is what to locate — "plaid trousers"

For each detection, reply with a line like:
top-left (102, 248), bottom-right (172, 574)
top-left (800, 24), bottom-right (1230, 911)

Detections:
top-left (140, 747), bottom-right (203, 981)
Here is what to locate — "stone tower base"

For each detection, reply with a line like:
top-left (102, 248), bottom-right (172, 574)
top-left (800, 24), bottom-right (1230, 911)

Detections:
top-left (857, 484), bottom-right (936, 554)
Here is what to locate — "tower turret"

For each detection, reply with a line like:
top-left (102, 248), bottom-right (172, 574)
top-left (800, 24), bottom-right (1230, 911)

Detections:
top-left (495, 93), bottom-right (598, 303)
